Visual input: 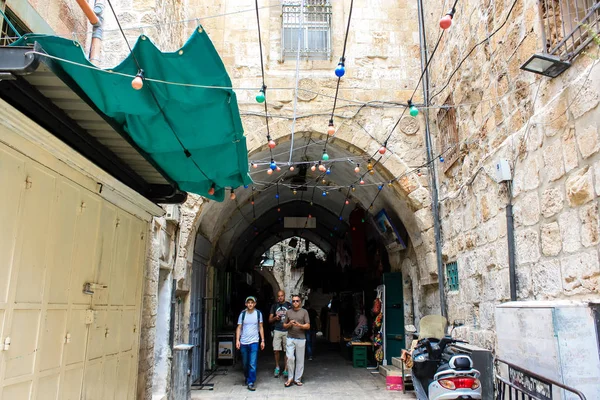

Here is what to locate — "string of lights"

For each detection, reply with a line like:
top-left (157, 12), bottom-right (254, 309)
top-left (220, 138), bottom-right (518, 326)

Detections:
top-left (322, 0), bottom-right (354, 159)
top-left (254, 0), bottom-right (276, 174)
top-left (105, 0), bottom-right (216, 191)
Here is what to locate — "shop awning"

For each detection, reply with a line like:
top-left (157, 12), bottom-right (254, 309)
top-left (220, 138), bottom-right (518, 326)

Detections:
top-left (2, 27), bottom-right (251, 202)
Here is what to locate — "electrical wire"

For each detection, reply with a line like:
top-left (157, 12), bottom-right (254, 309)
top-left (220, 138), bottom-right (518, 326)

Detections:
top-left (254, 0), bottom-right (274, 162)
top-left (429, 0), bottom-right (520, 103)
top-left (288, 0), bottom-right (305, 164)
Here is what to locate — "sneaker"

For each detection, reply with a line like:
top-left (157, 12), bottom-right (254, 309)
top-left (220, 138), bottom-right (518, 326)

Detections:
top-left (309, 356), bottom-right (313, 361)
top-left (283, 370), bottom-right (288, 378)
top-left (248, 383), bottom-right (256, 391)
top-left (274, 367), bottom-right (280, 378)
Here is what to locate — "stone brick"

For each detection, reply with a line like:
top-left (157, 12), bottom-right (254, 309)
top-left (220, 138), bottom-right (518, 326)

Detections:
top-left (595, 160), bottom-right (600, 196)
top-left (575, 119), bottom-right (599, 159)
top-left (565, 166), bottom-right (595, 207)
top-left (513, 191), bottom-right (540, 227)
top-left (407, 187), bottom-right (431, 210)
top-left (513, 154), bottom-right (540, 197)
top-left (515, 228), bottom-right (540, 264)
top-left (580, 201), bottom-right (599, 247)
top-left (541, 222), bottom-right (562, 256)
top-left (414, 207), bottom-right (434, 231)
top-left (542, 138), bottom-right (565, 182)
top-left (558, 209), bottom-right (582, 253)
top-left (562, 128), bottom-right (579, 173)
top-left (541, 187), bottom-right (564, 218)
top-left (560, 250), bottom-right (600, 294)
top-left (516, 264), bottom-right (532, 299)
top-left (531, 260), bottom-right (563, 299)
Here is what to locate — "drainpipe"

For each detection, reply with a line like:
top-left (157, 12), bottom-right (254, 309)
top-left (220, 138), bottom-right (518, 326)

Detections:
top-left (89, 1), bottom-right (105, 65)
top-left (75, 0), bottom-right (104, 65)
top-left (507, 196), bottom-right (517, 301)
top-left (417, 0), bottom-right (447, 318)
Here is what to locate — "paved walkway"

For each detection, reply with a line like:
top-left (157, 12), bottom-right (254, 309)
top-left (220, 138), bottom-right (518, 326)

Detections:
top-left (191, 340), bottom-right (416, 399)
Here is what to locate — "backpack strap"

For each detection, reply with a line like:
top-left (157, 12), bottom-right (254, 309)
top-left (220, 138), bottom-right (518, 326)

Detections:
top-left (240, 309), bottom-right (263, 342)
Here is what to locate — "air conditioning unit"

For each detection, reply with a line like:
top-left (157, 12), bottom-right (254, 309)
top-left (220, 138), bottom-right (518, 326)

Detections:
top-left (164, 204), bottom-right (180, 223)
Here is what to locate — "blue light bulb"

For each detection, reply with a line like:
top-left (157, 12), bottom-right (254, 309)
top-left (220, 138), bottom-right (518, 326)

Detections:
top-left (270, 161), bottom-right (277, 170)
top-left (244, 185), bottom-right (249, 189)
top-left (326, 168), bottom-right (331, 175)
top-left (335, 62), bottom-right (345, 77)
top-left (378, 185), bottom-right (383, 190)
top-left (440, 156), bottom-right (445, 162)
top-left (339, 216), bottom-right (343, 221)
top-left (275, 193), bottom-right (279, 199)
top-left (322, 191), bottom-right (327, 197)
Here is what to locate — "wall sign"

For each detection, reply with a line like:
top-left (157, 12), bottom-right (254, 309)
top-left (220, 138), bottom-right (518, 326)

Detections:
top-left (508, 366), bottom-right (552, 400)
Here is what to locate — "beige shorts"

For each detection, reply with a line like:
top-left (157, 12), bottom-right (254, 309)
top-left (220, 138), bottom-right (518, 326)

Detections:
top-left (273, 330), bottom-right (288, 351)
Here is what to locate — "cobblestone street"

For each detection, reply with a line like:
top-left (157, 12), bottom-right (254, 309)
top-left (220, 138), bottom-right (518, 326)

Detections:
top-left (192, 341), bottom-right (416, 399)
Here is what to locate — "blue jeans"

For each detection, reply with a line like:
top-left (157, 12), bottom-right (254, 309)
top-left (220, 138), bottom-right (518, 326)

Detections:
top-left (240, 342), bottom-right (259, 385)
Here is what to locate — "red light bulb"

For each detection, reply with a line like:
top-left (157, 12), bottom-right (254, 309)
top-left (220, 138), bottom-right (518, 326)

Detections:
top-left (379, 146), bottom-right (386, 155)
top-left (267, 169), bottom-right (273, 175)
top-left (440, 14), bottom-right (452, 29)
top-left (345, 200), bottom-right (350, 205)
top-left (360, 179), bottom-right (365, 185)
top-left (268, 140), bottom-right (276, 149)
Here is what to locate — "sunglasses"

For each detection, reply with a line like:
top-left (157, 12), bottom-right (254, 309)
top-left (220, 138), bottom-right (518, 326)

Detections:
top-left (292, 300), bottom-right (301, 303)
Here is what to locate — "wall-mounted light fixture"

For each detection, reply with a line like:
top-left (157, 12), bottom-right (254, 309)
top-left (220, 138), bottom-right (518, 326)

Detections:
top-left (520, 53), bottom-right (571, 78)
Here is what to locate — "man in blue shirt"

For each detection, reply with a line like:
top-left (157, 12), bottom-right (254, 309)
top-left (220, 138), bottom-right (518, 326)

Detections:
top-left (236, 296), bottom-right (265, 391)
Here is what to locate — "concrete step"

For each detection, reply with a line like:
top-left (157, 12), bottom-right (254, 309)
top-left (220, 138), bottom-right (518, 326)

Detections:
top-left (378, 364), bottom-right (403, 377)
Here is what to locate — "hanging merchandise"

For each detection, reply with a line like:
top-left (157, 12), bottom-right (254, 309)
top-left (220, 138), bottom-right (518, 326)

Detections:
top-left (372, 298), bottom-right (382, 315)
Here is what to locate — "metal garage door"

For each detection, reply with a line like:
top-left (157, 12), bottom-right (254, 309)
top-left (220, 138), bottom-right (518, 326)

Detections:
top-left (0, 138), bottom-right (147, 399)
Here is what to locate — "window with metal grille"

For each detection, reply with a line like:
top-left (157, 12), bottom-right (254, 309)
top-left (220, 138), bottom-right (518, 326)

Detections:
top-left (0, 7), bottom-right (30, 46)
top-left (436, 94), bottom-right (459, 173)
top-left (539, 0), bottom-right (600, 60)
top-left (282, 0), bottom-right (332, 60)
top-left (446, 261), bottom-right (459, 291)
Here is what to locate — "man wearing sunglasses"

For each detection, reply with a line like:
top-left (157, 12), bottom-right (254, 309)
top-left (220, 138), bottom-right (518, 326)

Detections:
top-left (283, 295), bottom-right (310, 387)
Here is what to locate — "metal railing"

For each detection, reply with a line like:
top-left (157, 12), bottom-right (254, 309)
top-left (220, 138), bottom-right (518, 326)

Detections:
top-left (539, 0), bottom-right (600, 60)
top-left (282, 1), bottom-right (332, 60)
top-left (495, 358), bottom-right (587, 400)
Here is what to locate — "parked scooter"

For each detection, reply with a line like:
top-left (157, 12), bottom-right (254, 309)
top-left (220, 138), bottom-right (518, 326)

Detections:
top-left (410, 316), bottom-right (482, 400)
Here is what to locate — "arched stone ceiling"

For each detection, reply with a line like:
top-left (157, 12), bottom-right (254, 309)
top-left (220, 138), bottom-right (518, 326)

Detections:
top-left (199, 133), bottom-right (425, 265)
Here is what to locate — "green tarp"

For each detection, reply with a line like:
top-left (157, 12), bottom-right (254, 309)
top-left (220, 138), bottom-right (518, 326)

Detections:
top-left (15, 27), bottom-right (252, 201)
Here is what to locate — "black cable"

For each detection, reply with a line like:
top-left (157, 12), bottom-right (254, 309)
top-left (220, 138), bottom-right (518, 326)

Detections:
top-left (324, 0), bottom-right (354, 154)
top-left (106, 0), bottom-right (211, 182)
top-left (429, 0), bottom-right (519, 103)
top-left (254, 0), bottom-right (274, 161)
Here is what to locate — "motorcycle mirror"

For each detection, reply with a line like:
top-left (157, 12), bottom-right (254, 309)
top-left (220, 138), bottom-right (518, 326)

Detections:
top-left (453, 319), bottom-right (465, 327)
top-left (405, 324), bottom-right (417, 333)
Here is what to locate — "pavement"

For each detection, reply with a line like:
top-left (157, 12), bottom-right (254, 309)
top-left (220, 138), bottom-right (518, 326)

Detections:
top-left (191, 339), bottom-right (416, 399)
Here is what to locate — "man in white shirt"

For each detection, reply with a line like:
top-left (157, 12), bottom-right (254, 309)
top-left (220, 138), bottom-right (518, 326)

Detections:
top-left (236, 296), bottom-right (265, 391)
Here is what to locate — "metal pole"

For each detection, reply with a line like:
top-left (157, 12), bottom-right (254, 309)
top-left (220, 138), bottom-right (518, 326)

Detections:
top-left (417, 0), bottom-right (447, 318)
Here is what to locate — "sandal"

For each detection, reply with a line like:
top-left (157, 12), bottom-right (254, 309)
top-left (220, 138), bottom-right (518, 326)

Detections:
top-left (295, 381), bottom-right (303, 386)
top-left (274, 367), bottom-right (280, 378)
top-left (284, 380), bottom-right (293, 388)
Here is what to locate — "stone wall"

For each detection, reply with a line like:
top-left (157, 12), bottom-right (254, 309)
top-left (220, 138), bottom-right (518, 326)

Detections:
top-left (422, 0), bottom-right (600, 349)
top-left (7, 0), bottom-right (88, 39)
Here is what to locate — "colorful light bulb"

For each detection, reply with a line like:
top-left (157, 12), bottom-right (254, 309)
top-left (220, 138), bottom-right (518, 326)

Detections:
top-left (339, 216), bottom-right (343, 221)
top-left (378, 185), bottom-right (383, 190)
top-left (410, 105), bottom-right (419, 117)
top-left (327, 121), bottom-right (335, 136)
top-left (270, 161), bottom-right (277, 170)
top-left (322, 152), bottom-right (329, 161)
top-left (244, 185), bottom-right (249, 188)
top-left (367, 162), bottom-right (373, 171)
top-left (293, 189), bottom-right (297, 195)
top-left (345, 199), bottom-right (350, 205)
top-left (276, 166), bottom-right (281, 172)
top-left (230, 190), bottom-right (236, 200)
top-left (289, 165), bottom-right (295, 172)
top-left (275, 193), bottom-right (279, 199)
top-left (360, 179), bottom-right (365, 185)
top-left (440, 156), bottom-right (445, 163)
top-left (268, 139), bottom-right (276, 149)
top-left (311, 164), bottom-right (317, 172)
top-left (370, 170), bottom-right (375, 175)
top-left (252, 163), bottom-right (258, 169)
top-left (355, 164), bottom-right (360, 173)
top-left (326, 168), bottom-right (331, 175)
top-left (440, 14), bottom-right (453, 30)
top-left (322, 191), bottom-right (327, 196)
top-left (379, 146), bottom-right (387, 155)
top-left (335, 61), bottom-right (345, 77)
top-left (267, 169), bottom-right (273, 175)
top-left (131, 70), bottom-right (144, 90)
top-left (208, 184), bottom-right (215, 195)
top-left (319, 164), bottom-right (326, 172)
top-left (256, 89), bottom-right (265, 103)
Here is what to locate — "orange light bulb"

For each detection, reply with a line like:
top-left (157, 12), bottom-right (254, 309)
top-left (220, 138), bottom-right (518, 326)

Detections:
top-left (132, 76), bottom-right (143, 90)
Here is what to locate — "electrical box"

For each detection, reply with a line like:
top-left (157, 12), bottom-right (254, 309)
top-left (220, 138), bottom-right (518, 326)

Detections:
top-left (164, 204), bottom-right (180, 223)
top-left (495, 159), bottom-right (512, 182)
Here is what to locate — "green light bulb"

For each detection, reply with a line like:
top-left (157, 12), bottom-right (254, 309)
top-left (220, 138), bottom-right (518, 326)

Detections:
top-left (409, 105), bottom-right (419, 117)
top-left (256, 90), bottom-right (265, 103)
top-left (322, 153), bottom-right (329, 161)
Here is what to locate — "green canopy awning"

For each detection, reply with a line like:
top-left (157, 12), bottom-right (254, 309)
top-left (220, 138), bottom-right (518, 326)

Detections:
top-left (14, 27), bottom-right (252, 201)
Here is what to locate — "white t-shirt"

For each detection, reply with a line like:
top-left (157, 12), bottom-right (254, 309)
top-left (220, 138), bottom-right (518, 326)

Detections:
top-left (237, 310), bottom-right (263, 345)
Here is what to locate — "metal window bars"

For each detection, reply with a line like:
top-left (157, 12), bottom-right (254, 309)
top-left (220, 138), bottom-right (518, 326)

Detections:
top-left (539, 0), bottom-right (600, 60)
top-left (445, 261), bottom-right (459, 291)
top-left (282, 0), bottom-right (332, 60)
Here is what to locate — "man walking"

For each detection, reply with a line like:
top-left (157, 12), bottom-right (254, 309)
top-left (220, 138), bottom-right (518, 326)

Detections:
top-left (283, 294), bottom-right (310, 387)
top-left (269, 290), bottom-right (291, 378)
top-left (236, 296), bottom-right (265, 391)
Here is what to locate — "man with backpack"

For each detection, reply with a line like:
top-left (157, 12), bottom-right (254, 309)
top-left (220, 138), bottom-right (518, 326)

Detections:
top-left (235, 296), bottom-right (265, 391)
top-left (269, 290), bottom-right (292, 378)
